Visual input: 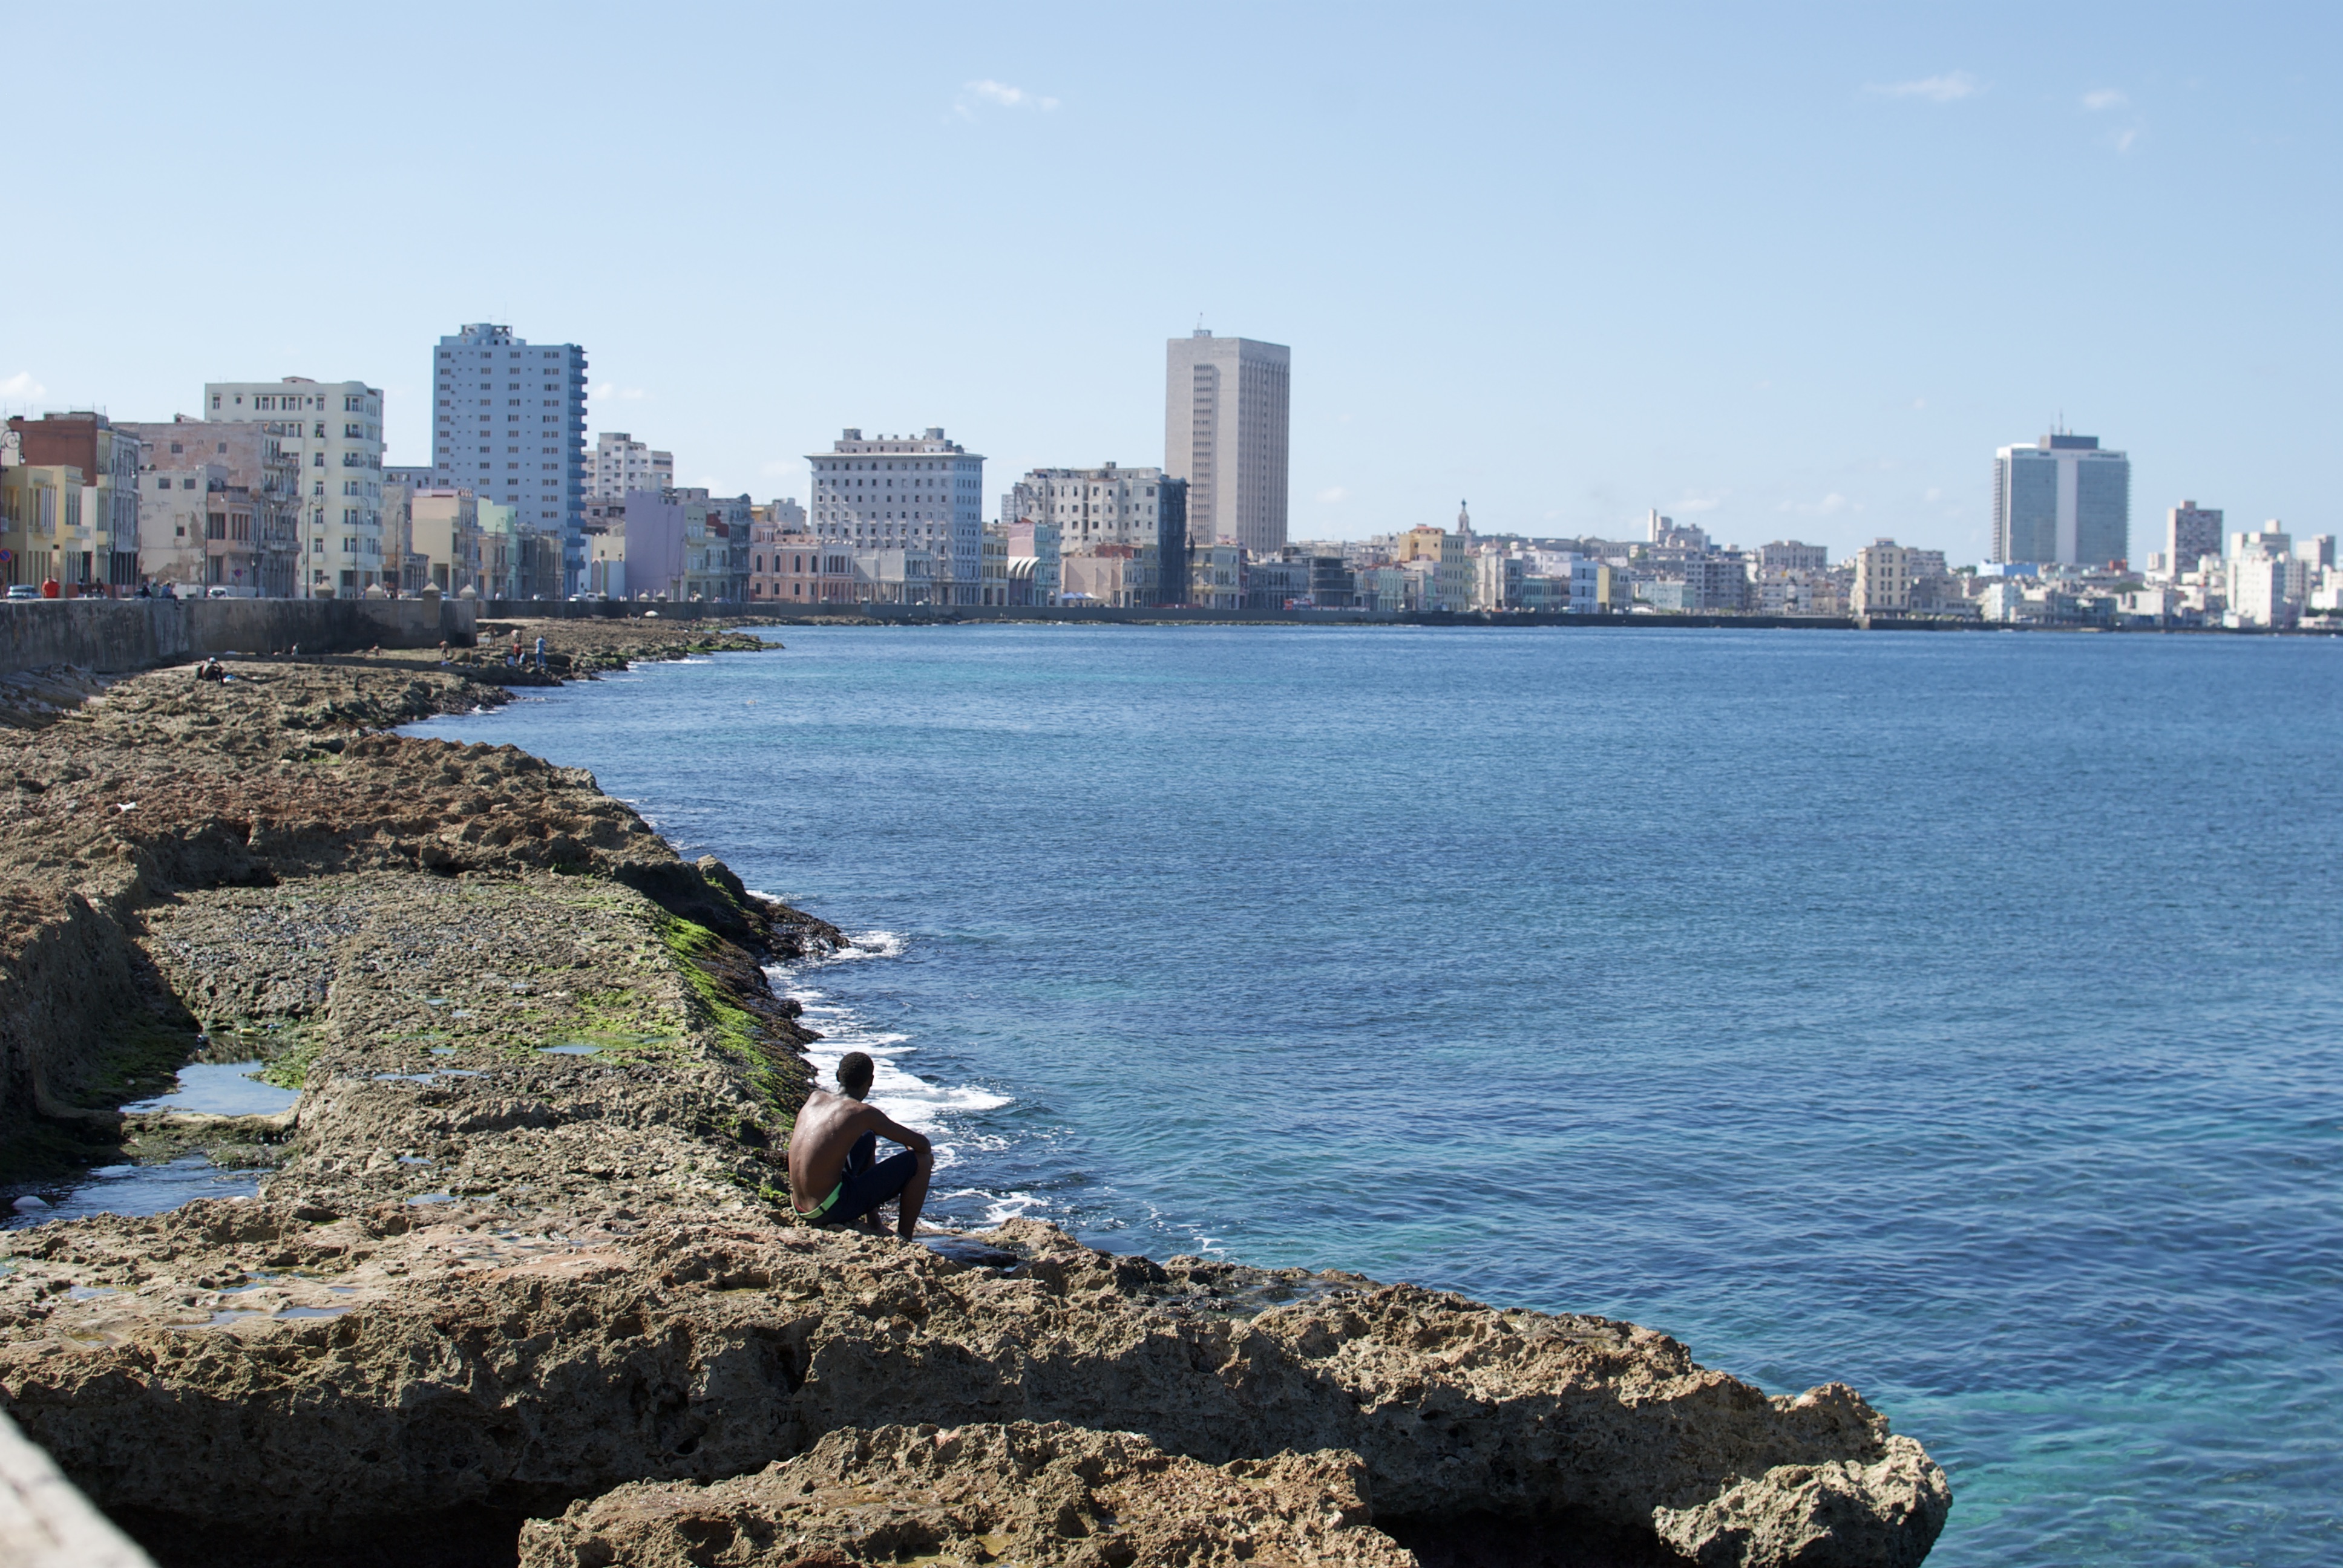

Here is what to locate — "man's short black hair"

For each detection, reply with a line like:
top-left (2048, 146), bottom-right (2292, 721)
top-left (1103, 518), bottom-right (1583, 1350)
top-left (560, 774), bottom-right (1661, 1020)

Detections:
top-left (837, 1052), bottom-right (874, 1094)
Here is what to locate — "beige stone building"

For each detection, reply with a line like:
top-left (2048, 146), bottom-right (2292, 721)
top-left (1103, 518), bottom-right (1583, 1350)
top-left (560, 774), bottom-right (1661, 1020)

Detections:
top-left (1164, 330), bottom-right (1289, 555)
top-left (1061, 544), bottom-right (1156, 607)
top-left (1851, 540), bottom-right (1920, 615)
top-left (205, 377), bottom-right (385, 596)
top-left (122, 419), bottom-right (301, 596)
top-left (407, 489), bottom-right (482, 595)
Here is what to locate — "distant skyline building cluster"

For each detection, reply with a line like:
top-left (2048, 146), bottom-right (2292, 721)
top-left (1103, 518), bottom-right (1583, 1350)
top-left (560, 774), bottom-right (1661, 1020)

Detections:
top-left (6, 317), bottom-right (2339, 631)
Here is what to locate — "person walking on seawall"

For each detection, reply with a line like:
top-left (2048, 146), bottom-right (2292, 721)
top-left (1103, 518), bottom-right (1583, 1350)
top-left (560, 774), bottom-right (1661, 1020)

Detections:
top-left (787, 1051), bottom-right (932, 1238)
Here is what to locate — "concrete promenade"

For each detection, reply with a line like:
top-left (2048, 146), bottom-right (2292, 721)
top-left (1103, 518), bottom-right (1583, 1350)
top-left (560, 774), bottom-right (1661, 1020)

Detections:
top-left (0, 598), bottom-right (479, 678)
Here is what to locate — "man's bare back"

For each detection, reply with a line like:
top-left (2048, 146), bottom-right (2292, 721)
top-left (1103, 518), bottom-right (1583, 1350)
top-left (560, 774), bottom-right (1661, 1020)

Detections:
top-left (787, 1052), bottom-right (932, 1238)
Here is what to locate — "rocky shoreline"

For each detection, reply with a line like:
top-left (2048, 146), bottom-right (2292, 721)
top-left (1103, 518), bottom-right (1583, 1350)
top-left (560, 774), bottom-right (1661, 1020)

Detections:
top-left (0, 621), bottom-right (1950, 1567)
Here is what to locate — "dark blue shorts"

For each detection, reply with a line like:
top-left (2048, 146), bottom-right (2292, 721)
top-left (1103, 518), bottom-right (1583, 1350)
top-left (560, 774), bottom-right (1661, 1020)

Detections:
top-left (827, 1131), bottom-right (917, 1225)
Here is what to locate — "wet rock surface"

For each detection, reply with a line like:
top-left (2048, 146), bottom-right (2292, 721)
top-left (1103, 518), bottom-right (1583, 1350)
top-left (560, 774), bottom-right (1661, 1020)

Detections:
top-left (0, 622), bottom-right (1948, 1567)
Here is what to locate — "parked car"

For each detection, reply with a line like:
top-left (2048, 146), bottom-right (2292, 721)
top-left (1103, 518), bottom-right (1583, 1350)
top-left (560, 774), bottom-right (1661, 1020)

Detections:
top-left (5, 584), bottom-right (40, 600)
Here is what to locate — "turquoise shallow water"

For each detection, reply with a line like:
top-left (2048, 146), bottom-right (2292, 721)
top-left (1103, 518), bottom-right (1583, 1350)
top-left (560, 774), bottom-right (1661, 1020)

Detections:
top-left (415, 625), bottom-right (2343, 1567)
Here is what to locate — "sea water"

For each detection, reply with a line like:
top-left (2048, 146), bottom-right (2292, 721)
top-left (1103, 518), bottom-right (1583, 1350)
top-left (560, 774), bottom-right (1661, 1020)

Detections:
top-left (411, 624), bottom-right (2343, 1567)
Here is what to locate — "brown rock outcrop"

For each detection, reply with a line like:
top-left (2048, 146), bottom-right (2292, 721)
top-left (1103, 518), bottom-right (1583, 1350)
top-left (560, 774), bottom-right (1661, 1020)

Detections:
top-left (520, 1420), bottom-right (1410, 1568)
top-left (0, 1203), bottom-right (1946, 1566)
top-left (0, 632), bottom-right (832, 1167)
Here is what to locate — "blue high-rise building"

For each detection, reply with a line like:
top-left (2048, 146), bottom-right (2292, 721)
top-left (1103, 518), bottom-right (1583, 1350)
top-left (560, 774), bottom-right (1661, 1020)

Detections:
top-left (1991, 433), bottom-right (2130, 567)
top-left (426, 324), bottom-right (588, 590)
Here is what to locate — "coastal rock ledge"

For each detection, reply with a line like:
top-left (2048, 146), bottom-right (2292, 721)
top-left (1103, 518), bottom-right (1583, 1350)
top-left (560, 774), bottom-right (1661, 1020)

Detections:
top-left (0, 631), bottom-right (1949, 1568)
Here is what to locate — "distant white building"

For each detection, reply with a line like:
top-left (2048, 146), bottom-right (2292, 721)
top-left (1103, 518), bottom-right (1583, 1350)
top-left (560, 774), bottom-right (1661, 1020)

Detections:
top-left (593, 433), bottom-right (672, 500)
top-left (2229, 554), bottom-right (2291, 627)
top-left (203, 377), bottom-right (384, 596)
top-left (1001, 463), bottom-right (1171, 552)
top-left (1758, 540), bottom-right (1829, 572)
top-left (806, 428), bottom-right (985, 606)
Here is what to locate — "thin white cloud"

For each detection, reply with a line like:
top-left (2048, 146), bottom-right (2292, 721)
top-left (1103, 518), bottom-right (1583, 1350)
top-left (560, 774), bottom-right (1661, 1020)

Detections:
top-left (1864, 72), bottom-right (1981, 103)
top-left (1673, 491), bottom-right (1727, 514)
top-left (2105, 126), bottom-right (2141, 154)
top-left (591, 381), bottom-right (647, 402)
top-left (1315, 486), bottom-right (1348, 504)
top-left (2082, 88), bottom-right (2128, 112)
top-left (1776, 492), bottom-right (1853, 517)
top-left (1, 371), bottom-right (47, 400)
top-left (956, 79), bottom-right (1060, 119)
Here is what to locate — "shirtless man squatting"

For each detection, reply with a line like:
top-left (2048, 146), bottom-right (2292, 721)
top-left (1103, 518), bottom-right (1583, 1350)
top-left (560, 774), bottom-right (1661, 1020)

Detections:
top-left (787, 1050), bottom-right (933, 1238)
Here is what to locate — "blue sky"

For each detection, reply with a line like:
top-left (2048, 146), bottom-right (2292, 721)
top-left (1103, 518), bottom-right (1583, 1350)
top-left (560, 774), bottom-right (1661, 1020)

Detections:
top-left (5, 2), bottom-right (2335, 561)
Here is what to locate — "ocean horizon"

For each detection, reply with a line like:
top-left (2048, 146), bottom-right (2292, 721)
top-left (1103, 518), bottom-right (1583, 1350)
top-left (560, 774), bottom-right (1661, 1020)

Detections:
top-left (413, 622), bottom-right (2343, 1568)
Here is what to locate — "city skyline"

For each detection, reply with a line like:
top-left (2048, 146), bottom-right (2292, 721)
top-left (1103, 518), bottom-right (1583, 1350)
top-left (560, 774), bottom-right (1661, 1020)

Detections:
top-left (3, 4), bottom-right (2336, 559)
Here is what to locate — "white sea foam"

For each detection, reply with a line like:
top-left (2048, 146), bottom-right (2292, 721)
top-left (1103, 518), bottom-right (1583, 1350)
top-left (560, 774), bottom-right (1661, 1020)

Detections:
top-left (937, 1186), bottom-right (1042, 1227)
top-left (765, 931), bottom-right (1011, 1174)
top-left (810, 929), bottom-right (906, 964)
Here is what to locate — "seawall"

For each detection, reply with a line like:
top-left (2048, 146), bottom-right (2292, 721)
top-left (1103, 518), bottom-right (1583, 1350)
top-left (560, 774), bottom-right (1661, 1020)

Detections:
top-left (480, 599), bottom-right (2335, 634)
top-left (480, 601), bottom-right (1883, 629)
top-left (0, 598), bottom-right (478, 678)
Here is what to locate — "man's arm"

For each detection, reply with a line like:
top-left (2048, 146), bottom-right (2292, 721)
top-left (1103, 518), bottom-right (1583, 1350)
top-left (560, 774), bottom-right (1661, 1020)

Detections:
top-left (860, 1106), bottom-right (932, 1156)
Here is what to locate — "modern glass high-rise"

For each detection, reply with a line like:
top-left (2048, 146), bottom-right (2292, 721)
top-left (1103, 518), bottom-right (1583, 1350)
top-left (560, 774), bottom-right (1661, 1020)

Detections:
top-left (1164, 330), bottom-right (1290, 557)
top-left (1991, 433), bottom-right (2130, 566)
top-left (427, 324), bottom-right (588, 590)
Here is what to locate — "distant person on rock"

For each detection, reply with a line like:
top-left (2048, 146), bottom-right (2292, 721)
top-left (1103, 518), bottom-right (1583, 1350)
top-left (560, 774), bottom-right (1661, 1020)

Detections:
top-left (787, 1051), bottom-right (932, 1238)
top-left (534, 634), bottom-right (547, 671)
